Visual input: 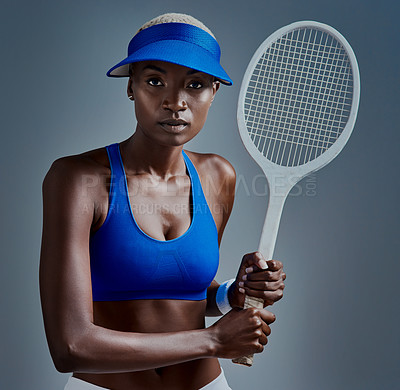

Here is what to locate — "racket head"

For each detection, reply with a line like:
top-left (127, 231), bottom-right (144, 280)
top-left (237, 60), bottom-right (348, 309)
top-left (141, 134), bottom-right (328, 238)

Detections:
top-left (237, 21), bottom-right (360, 186)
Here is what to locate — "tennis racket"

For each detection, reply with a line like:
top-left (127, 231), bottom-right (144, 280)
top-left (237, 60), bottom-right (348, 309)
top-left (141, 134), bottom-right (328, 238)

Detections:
top-left (232, 20), bottom-right (360, 366)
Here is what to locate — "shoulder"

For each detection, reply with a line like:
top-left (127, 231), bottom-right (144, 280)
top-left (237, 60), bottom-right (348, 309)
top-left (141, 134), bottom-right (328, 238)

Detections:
top-left (44, 146), bottom-right (109, 183)
top-left (184, 150), bottom-right (236, 189)
top-left (42, 146), bottom-right (110, 199)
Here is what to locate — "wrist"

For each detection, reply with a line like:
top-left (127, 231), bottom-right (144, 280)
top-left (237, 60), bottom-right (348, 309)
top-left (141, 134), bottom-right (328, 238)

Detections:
top-left (227, 279), bottom-right (236, 307)
top-left (202, 327), bottom-right (218, 358)
top-left (216, 278), bottom-right (235, 315)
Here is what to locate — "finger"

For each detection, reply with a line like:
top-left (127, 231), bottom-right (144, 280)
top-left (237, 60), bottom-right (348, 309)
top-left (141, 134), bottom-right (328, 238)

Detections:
top-left (244, 270), bottom-right (282, 282)
top-left (266, 259), bottom-right (283, 271)
top-left (240, 280), bottom-right (284, 292)
top-left (261, 322), bottom-right (271, 337)
top-left (260, 309), bottom-right (276, 325)
top-left (259, 331), bottom-right (269, 345)
top-left (243, 252), bottom-right (268, 272)
top-left (251, 326), bottom-right (267, 351)
top-left (243, 288), bottom-right (284, 305)
top-left (254, 343), bottom-right (265, 354)
top-left (262, 290), bottom-right (284, 304)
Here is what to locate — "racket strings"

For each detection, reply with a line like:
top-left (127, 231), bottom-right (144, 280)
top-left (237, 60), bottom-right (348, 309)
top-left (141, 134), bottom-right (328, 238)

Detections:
top-left (250, 30), bottom-right (351, 165)
top-left (244, 27), bottom-right (354, 166)
top-left (255, 31), bottom-right (350, 164)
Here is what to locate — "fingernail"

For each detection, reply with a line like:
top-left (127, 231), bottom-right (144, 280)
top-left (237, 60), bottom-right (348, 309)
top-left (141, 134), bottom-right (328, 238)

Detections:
top-left (238, 281), bottom-right (244, 287)
top-left (239, 288), bottom-right (245, 294)
top-left (258, 260), bottom-right (268, 269)
top-left (245, 267), bottom-right (253, 273)
top-left (242, 274), bottom-right (247, 281)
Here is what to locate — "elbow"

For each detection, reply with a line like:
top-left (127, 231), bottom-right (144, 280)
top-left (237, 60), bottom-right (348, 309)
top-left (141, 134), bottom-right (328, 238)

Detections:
top-left (50, 336), bottom-right (90, 373)
top-left (51, 342), bottom-right (80, 373)
top-left (44, 321), bottom-right (97, 373)
top-left (53, 356), bottom-right (73, 374)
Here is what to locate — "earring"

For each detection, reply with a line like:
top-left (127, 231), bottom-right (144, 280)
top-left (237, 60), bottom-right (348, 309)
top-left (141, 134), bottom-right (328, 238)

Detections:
top-left (128, 95), bottom-right (133, 100)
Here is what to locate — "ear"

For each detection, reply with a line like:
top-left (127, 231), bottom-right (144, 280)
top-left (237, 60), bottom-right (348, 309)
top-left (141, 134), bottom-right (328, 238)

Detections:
top-left (211, 80), bottom-right (220, 104)
top-left (212, 80), bottom-right (220, 98)
top-left (127, 78), bottom-right (134, 101)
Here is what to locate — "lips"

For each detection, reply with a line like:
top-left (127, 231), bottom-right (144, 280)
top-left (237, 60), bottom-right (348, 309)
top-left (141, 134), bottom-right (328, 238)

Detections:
top-left (159, 119), bottom-right (189, 133)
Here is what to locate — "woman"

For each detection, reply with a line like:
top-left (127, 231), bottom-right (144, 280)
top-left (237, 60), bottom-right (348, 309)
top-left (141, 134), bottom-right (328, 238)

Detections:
top-left (39, 13), bottom-right (286, 390)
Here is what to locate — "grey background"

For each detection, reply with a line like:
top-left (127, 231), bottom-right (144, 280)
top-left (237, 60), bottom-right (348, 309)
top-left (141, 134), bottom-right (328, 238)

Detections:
top-left (1, 0), bottom-right (399, 389)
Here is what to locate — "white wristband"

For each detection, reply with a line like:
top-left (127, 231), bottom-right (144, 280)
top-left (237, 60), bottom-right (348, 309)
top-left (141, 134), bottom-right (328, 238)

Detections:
top-left (216, 278), bottom-right (235, 315)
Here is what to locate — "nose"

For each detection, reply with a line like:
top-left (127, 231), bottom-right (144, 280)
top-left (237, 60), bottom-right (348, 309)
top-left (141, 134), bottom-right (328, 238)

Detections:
top-left (162, 88), bottom-right (187, 113)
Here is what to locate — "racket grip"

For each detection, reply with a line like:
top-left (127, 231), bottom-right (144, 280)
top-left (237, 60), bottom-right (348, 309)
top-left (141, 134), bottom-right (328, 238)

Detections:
top-left (232, 295), bottom-right (264, 367)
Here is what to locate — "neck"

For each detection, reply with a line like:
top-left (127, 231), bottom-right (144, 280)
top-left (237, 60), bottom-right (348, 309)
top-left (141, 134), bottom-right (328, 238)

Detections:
top-left (120, 132), bottom-right (187, 179)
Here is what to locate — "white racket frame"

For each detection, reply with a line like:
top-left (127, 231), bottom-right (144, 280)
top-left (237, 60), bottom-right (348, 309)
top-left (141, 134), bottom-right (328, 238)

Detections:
top-left (238, 20), bottom-right (360, 262)
top-left (234, 20), bottom-right (360, 366)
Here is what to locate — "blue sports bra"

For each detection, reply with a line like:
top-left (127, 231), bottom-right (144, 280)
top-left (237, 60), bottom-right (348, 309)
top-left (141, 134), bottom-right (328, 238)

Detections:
top-left (89, 143), bottom-right (220, 301)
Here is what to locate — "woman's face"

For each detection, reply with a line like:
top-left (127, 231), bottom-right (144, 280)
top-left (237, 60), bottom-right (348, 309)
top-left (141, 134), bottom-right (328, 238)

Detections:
top-left (128, 61), bottom-right (220, 147)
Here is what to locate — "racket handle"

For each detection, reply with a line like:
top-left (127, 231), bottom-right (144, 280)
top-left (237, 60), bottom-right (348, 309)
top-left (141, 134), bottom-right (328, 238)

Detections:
top-left (232, 295), bottom-right (264, 367)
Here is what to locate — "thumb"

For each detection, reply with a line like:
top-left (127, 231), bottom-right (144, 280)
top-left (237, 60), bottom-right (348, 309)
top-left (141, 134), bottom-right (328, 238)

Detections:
top-left (243, 252), bottom-right (268, 273)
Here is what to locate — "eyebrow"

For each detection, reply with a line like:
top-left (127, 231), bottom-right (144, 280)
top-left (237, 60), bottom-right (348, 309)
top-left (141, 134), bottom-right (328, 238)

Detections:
top-left (187, 69), bottom-right (201, 75)
top-left (142, 64), bottom-right (167, 74)
top-left (141, 64), bottom-right (201, 76)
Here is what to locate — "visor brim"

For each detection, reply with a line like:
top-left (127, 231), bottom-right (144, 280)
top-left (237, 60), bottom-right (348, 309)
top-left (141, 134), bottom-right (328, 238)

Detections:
top-left (106, 40), bottom-right (232, 85)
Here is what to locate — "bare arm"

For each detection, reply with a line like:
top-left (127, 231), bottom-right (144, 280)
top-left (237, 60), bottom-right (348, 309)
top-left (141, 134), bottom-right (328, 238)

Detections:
top-left (39, 157), bottom-right (274, 373)
top-left (202, 154), bottom-right (236, 316)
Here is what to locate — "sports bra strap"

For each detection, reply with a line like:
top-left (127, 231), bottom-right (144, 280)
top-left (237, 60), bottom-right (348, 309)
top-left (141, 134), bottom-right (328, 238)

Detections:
top-left (182, 150), bottom-right (202, 199)
top-left (106, 142), bottom-right (124, 181)
top-left (105, 143), bottom-right (127, 212)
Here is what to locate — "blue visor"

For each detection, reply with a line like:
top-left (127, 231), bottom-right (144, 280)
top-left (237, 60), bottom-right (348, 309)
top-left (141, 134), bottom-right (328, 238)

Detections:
top-left (106, 23), bottom-right (232, 85)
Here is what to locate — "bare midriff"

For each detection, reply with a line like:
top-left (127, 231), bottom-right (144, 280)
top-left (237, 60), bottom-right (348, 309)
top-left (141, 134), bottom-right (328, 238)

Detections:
top-left (74, 299), bottom-right (221, 390)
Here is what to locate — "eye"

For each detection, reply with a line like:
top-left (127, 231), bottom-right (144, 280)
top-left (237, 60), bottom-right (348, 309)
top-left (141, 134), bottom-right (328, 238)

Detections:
top-left (147, 78), bottom-right (163, 87)
top-left (188, 80), bottom-right (203, 89)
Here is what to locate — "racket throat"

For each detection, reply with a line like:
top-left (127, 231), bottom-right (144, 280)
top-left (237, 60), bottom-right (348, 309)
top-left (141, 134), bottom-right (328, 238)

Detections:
top-left (258, 188), bottom-right (290, 260)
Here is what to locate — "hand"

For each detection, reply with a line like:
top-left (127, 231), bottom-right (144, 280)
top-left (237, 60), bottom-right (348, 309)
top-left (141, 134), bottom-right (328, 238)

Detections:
top-left (209, 307), bottom-right (276, 359)
top-left (229, 252), bottom-right (286, 308)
